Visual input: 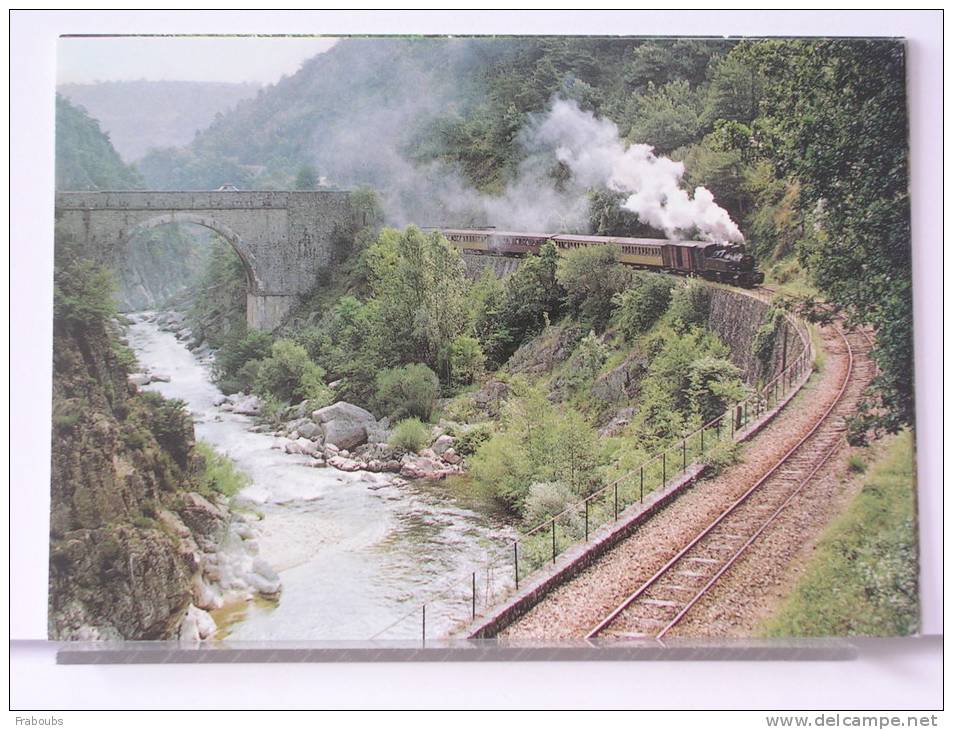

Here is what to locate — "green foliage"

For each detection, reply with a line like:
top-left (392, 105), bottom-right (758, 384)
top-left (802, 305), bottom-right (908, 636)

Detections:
top-left (389, 418), bottom-right (430, 453)
top-left (55, 94), bottom-right (142, 191)
top-left (452, 423), bottom-right (493, 456)
top-left (701, 439), bottom-right (741, 476)
top-left (573, 330), bottom-right (609, 382)
top-left (365, 227), bottom-right (471, 379)
top-left (626, 79), bottom-right (703, 154)
top-left (374, 363), bottom-right (441, 421)
top-left (762, 431), bottom-right (918, 636)
top-left (294, 164), bottom-right (319, 190)
top-left (449, 335), bottom-right (486, 387)
top-left (252, 339), bottom-right (332, 405)
top-left (752, 307), bottom-right (784, 372)
top-left (492, 242), bottom-right (564, 362)
top-left (688, 356), bottom-right (746, 423)
top-left (212, 330), bottom-right (274, 394)
top-left (522, 481), bottom-right (584, 535)
top-left (137, 391), bottom-right (194, 469)
top-left (749, 39), bottom-right (912, 433)
top-left (847, 453), bottom-right (868, 474)
top-left (53, 243), bottom-right (118, 333)
top-left (195, 441), bottom-right (250, 497)
top-left (556, 245), bottom-right (633, 332)
top-left (469, 384), bottom-right (601, 515)
top-left (466, 269), bottom-right (511, 367)
top-left (612, 274), bottom-right (673, 339)
top-left (667, 279), bottom-right (712, 332)
top-left (187, 238), bottom-right (249, 348)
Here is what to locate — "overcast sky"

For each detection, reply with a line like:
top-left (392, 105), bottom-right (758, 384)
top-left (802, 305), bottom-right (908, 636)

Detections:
top-left (57, 35), bottom-right (339, 85)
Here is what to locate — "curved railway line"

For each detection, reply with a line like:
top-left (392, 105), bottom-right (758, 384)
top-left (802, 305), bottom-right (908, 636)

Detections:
top-left (586, 323), bottom-right (876, 641)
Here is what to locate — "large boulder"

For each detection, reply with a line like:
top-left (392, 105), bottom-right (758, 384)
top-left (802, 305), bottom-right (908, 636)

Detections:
top-left (312, 401), bottom-right (376, 450)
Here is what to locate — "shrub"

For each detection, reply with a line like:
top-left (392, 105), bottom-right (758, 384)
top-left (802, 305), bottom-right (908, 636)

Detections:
top-left (613, 275), bottom-right (673, 338)
top-left (138, 391), bottom-right (193, 469)
top-left (375, 363), bottom-right (440, 421)
top-left (687, 356), bottom-right (746, 423)
top-left (213, 330), bottom-right (274, 392)
top-left (195, 441), bottom-right (250, 497)
top-left (449, 335), bottom-right (486, 387)
top-left (389, 418), bottom-right (430, 453)
top-left (453, 423), bottom-right (493, 456)
top-left (557, 245), bottom-right (633, 331)
top-left (702, 441), bottom-right (741, 476)
top-left (522, 481), bottom-right (585, 537)
top-left (848, 453), bottom-right (868, 474)
top-left (667, 279), bottom-right (712, 331)
top-left (253, 339), bottom-right (332, 405)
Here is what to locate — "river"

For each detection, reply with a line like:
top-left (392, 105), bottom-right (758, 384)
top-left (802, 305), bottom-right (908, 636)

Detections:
top-left (126, 315), bottom-right (516, 641)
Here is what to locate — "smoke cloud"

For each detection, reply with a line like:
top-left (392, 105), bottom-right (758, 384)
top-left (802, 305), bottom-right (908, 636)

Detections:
top-left (310, 62), bottom-right (741, 241)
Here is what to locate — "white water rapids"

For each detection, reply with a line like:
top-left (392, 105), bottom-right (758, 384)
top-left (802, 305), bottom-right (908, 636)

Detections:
top-left (126, 315), bottom-right (516, 641)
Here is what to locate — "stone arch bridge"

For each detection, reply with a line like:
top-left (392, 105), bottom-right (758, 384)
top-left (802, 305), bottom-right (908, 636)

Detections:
top-left (55, 190), bottom-right (358, 330)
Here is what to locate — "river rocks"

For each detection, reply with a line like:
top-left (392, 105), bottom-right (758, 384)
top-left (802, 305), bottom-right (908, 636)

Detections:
top-left (327, 455), bottom-right (362, 472)
top-left (150, 372), bottom-right (171, 383)
top-left (296, 420), bottom-right (322, 440)
top-left (178, 604), bottom-right (217, 641)
top-left (230, 394), bottom-right (262, 416)
top-left (442, 448), bottom-right (462, 465)
top-left (431, 434), bottom-right (455, 455)
top-left (313, 401), bottom-right (376, 450)
top-left (192, 575), bottom-right (224, 611)
top-left (128, 373), bottom-right (152, 386)
top-left (399, 454), bottom-right (463, 480)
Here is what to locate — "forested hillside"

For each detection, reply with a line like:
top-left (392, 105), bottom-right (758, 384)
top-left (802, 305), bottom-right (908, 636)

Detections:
top-left (58, 80), bottom-right (260, 162)
top-left (164, 37), bottom-right (910, 435)
top-left (55, 94), bottom-right (143, 191)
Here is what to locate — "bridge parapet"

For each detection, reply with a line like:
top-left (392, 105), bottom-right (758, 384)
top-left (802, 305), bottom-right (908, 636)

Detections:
top-left (54, 190), bottom-right (357, 330)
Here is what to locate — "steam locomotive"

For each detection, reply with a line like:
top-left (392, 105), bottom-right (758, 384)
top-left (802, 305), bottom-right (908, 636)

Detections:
top-left (439, 229), bottom-right (765, 288)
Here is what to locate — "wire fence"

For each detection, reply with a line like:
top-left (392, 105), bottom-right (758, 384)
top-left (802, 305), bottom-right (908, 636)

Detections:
top-left (370, 311), bottom-right (814, 643)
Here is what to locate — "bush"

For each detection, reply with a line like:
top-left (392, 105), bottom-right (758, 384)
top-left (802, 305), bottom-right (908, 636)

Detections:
top-left (453, 423), bottom-right (493, 456)
top-left (375, 363), bottom-right (440, 421)
top-left (195, 441), bottom-right (250, 497)
top-left (702, 440), bottom-right (741, 476)
top-left (253, 339), bottom-right (332, 405)
top-left (556, 245), bottom-right (633, 331)
top-left (522, 481), bottom-right (585, 537)
top-left (613, 275), bottom-right (673, 338)
top-left (138, 391), bottom-right (193, 469)
top-left (389, 418), bottom-right (430, 453)
top-left (449, 335), bottom-right (486, 387)
top-left (667, 279), bottom-right (712, 331)
top-left (213, 330), bottom-right (274, 392)
top-left (848, 453), bottom-right (868, 474)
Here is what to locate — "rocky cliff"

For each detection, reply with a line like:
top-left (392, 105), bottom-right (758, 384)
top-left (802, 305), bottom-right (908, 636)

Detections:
top-left (48, 248), bottom-right (256, 640)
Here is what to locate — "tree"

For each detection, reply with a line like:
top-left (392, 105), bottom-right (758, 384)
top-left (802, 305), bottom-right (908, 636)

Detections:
top-left (626, 80), bottom-right (703, 154)
top-left (495, 242), bottom-right (565, 361)
top-left (374, 363), bottom-right (441, 421)
top-left (55, 95), bottom-right (142, 191)
top-left (613, 274), bottom-right (673, 339)
top-left (750, 39), bottom-right (913, 433)
top-left (294, 165), bottom-right (319, 190)
top-left (556, 245), bottom-right (633, 332)
top-left (364, 226), bottom-right (471, 379)
top-left (448, 336), bottom-right (486, 387)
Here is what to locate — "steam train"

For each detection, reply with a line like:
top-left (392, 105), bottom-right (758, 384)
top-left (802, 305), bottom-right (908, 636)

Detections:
top-left (439, 229), bottom-right (765, 288)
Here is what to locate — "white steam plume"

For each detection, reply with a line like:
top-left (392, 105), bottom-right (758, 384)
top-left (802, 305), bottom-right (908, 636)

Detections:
top-left (527, 98), bottom-right (744, 241)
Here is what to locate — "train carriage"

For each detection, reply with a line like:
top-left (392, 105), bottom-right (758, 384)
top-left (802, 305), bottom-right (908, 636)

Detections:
top-left (439, 227), bottom-right (764, 288)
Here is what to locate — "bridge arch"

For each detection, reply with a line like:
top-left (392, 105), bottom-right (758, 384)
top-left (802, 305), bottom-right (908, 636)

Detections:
top-left (54, 190), bottom-right (358, 330)
top-left (119, 212), bottom-right (264, 292)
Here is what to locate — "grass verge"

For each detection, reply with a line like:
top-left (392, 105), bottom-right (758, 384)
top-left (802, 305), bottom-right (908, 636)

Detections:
top-left (761, 430), bottom-right (919, 636)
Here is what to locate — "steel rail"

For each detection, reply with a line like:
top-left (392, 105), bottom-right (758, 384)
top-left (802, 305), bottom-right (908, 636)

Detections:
top-left (587, 322), bottom-right (861, 640)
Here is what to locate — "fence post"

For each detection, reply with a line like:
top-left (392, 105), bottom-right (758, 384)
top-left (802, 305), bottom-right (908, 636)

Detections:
top-left (472, 571), bottom-right (476, 619)
top-left (701, 425), bottom-right (705, 453)
top-left (513, 542), bottom-right (519, 589)
top-left (551, 519), bottom-right (556, 564)
top-left (682, 438), bottom-right (687, 471)
top-left (614, 482), bottom-right (618, 520)
top-left (422, 605), bottom-right (426, 646)
top-left (744, 400), bottom-right (748, 427)
top-left (662, 452), bottom-right (667, 486)
top-left (731, 407), bottom-right (735, 438)
top-left (640, 465), bottom-right (644, 503)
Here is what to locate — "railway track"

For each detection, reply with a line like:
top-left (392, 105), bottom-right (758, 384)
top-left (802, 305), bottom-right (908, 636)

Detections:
top-left (586, 324), bottom-right (875, 641)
